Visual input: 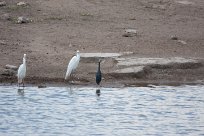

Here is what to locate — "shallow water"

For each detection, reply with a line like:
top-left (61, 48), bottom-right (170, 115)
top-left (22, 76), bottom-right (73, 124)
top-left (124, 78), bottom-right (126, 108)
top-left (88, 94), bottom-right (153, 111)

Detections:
top-left (0, 85), bottom-right (204, 136)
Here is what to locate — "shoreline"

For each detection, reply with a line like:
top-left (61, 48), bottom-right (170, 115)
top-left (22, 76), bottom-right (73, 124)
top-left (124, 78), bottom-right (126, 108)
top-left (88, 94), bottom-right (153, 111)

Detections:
top-left (1, 0), bottom-right (204, 87)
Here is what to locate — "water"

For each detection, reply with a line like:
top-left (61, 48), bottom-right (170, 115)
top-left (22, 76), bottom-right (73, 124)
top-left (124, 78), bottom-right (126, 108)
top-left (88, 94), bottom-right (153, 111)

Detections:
top-left (0, 85), bottom-right (204, 136)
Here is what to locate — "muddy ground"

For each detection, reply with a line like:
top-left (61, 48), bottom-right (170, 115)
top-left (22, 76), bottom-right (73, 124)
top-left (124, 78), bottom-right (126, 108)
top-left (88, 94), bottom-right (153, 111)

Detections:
top-left (0, 0), bottom-right (204, 87)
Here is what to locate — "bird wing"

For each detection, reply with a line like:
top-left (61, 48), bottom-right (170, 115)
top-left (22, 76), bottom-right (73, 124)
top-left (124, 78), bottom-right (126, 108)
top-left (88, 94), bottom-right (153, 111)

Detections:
top-left (17, 64), bottom-right (23, 77)
top-left (17, 64), bottom-right (26, 83)
top-left (65, 56), bottom-right (77, 79)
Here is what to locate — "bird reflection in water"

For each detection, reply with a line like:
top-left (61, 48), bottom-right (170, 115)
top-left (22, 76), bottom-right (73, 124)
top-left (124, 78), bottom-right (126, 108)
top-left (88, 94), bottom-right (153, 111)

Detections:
top-left (67, 86), bottom-right (74, 95)
top-left (96, 89), bottom-right (101, 97)
top-left (17, 88), bottom-right (24, 96)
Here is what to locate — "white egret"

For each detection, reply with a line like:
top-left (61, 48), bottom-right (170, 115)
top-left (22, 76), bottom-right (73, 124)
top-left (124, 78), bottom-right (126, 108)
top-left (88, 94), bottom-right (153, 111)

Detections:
top-left (17, 54), bottom-right (26, 88)
top-left (65, 50), bottom-right (80, 80)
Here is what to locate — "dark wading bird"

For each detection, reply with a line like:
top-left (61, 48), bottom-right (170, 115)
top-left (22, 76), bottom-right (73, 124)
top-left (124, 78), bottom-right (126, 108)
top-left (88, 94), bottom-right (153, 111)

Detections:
top-left (96, 60), bottom-right (102, 85)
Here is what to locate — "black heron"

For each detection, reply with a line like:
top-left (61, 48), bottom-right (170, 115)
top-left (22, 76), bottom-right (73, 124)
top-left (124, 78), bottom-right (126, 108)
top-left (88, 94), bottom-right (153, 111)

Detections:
top-left (96, 60), bottom-right (102, 85)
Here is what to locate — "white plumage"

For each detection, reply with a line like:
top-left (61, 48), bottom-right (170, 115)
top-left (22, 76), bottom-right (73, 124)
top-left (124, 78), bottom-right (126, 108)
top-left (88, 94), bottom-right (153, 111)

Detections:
top-left (65, 50), bottom-right (80, 80)
top-left (17, 54), bottom-right (26, 87)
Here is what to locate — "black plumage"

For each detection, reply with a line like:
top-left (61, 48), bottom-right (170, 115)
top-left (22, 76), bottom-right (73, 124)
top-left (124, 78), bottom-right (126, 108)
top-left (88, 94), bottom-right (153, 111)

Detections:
top-left (96, 60), bottom-right (102, 85)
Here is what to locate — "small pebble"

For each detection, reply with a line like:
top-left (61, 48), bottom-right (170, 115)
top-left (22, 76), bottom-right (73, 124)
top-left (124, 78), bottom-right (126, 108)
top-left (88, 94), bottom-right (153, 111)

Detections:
top-left (17, 16), bottom-right (30, 24)
top-left (123, 29), bottom-right (138, 37)
top-left (1, 13), bottom-right (11, 21)
top-left (178, 40), bottom-right (187, 45)
top-left (17, 2), bottom-right (27, 6)
top-left (171, 36), bottom-right (178, 40)
top-left (0, 1), bottom-right (6, 7)
top-left (0, 40), bottom-right (6, 45)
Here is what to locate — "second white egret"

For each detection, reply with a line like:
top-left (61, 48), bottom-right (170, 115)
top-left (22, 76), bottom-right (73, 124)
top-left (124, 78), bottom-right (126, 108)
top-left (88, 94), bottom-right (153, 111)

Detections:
top-left (65, 50), bottom-right (80, 80)
top-left (17, 54), bottom-right (27, 88)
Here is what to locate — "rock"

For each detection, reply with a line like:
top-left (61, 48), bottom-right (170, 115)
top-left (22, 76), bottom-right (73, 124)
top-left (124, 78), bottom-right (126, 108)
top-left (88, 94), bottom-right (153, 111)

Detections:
top-left (123, 29), bottom-right (137, 37)
top-left (17, 16), bottom-right (30, 24)
top-left (5, 64), bottom-right (18, 71)
top-left (109, 66), bottom-right (148, 78)
top-left (17, 2), bottom-right (27, 6)
top-left (81, 53), bottom-right (122, 63)
top-left (178, 40), bottom-right (187, 45)
top-left (81, 53), bottom-right (122, 58)
top-left (0, 1), bottom-right (6, 7)
top-left (171, 35), bottom-right (178, 40)
top-left (0, 40), bottom-right (6, 45)
top-left (1, 69), bottom-right (16, 76)
top-left (176, 1), bottom-right (194, 5)
top-left (170, 36), bottom-right (187, 44)
top-left (152, 4), bottom-right (166, 10)
top-left (116, 57), bottom-right (202, 69)
top-left (1, 13), bottom-right (11, 21)
top-left (144, 3), bottom-right (166, 10)
top-left (80, 52), bottom-right (133, 63)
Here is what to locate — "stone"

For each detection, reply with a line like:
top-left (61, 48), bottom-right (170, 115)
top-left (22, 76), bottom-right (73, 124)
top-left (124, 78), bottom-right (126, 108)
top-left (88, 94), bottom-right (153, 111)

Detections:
top-left (1, 69), bottom-right (16, 76)
top-left (0, 40), bottom-right (6, 45)
top-left (17, 2), bottom-right (27, 6)
top-left (178, 40), bottom-right (187, 45)
top-left (171, 35), bottom-right (178, 40)
top-left (81, 53), bottom-right (122, 58)
top-left (81, 53), bottom-right (122, 63)
top-left (0, 1), bottom-right (6, 7)
top-left (123, 29), bottom-right (137, 37)
top-left (17, 16), bottom-right (30, 24)
top-left (144, 3), bottom-right (166, 10)
top-left (1, 13), bottom-right (11, 21)
top-left (5, 64), bottom-right (18, 71)
top-left (152, 4), bottom-right (166, 10)
top-left (116, 57), bottom-right (202, 69)
top-left (176, 1), bottom-right (194, 5)
top-left (109, 66), bottom-right (148, 78)
top-left (81, 52), bottom-right (133, 63)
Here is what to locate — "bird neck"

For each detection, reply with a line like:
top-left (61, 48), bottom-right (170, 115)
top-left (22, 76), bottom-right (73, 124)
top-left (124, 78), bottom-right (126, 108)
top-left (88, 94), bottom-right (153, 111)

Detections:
top-left (98, 62), bottom-right (101, 71)
top-left (23, 58), bottom-right (26, 65)
top-left (76, 53), bottom-right (80, 58)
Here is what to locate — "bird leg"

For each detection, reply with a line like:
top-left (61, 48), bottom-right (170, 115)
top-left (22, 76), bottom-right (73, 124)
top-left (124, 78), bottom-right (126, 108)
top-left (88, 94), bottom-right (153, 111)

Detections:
top-left (23, 79), bottom-right (25, 89)
top-left (18, 80), bottom-right (21, 89)
top-left (70, 73), bottom-right (73, 81)
top-left (68, 73), bottom-right (74, 83)
top-left (72, 74), bottom-right (76, 80)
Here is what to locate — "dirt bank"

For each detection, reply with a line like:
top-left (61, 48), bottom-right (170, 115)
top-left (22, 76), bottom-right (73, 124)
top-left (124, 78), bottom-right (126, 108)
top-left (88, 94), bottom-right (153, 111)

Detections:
top-left (0, 0), bottom-right (204, 87)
